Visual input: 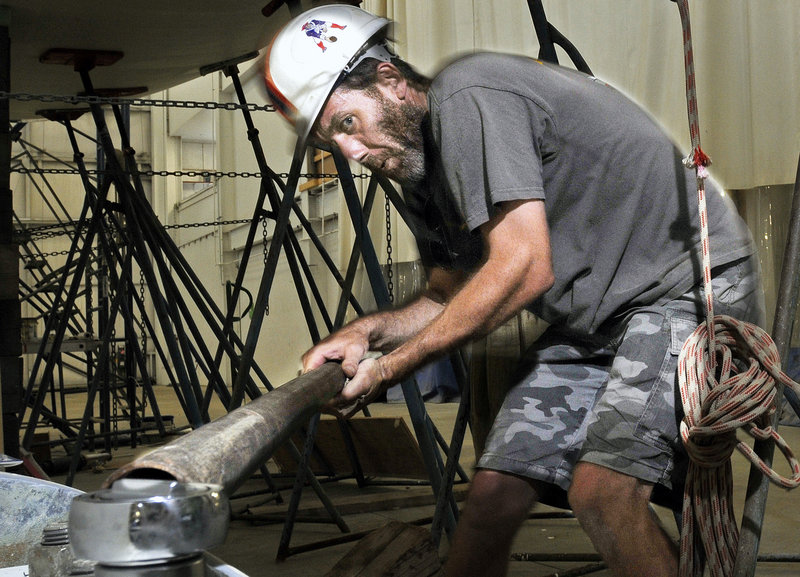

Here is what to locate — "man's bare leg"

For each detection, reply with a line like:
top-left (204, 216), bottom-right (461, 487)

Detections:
top-left (568, 462), bottom-right (679, 577)
top-left (443, 470), bottom-right (540, 577)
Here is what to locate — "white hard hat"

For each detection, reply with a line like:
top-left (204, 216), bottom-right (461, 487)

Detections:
top-left (264, 4), bottom-right (393, 140)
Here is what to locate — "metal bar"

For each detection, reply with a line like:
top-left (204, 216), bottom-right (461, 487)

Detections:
top-left (74, 73), bottom-right (205, 430)
top-left (17, 134), bottom-right (105, 429)
top-left (278, 174), bottom-right (365, 318)
top-left (286, 219), bottom-right (333, 334)
top-left (334, 176), bottom-right (379, 330)
top-left (19, 176), bottom-right (108, 448)
top-left (106, 103), bottom-right (205, 435)
top-left (334, 151), bottom-right (391, 306)
top-left (230, 137), bottom-right (306, 409)
top-left (431, 352), bottom-right (472, 546)
top-left (16, 141), bottom-right (74, 223)
top-left (527, 0), bottom-right (559, 64)
top-left (104, 362), bottom-right (346, 495)
top-left (92, 223), bottom-right (166, 438)
top-left (547, 23), bottom-right (593, 75)
top-left (733, 153), bottom-right (800, 577)
top-left (128, 200), bottom-right (208, 425)
top-left (226, 67), bottom-right (323, 366)
top-left (336, 419), bottom-right (366, 487)
top-left (375, 176), bottom-right (414, 230)
top-left (123, 179), bottom-right (268, 402)
top-left (65, 283), bottom-right (125, 486)
top-left (277, 413), bottom-right (350, 561)
top-left (332, 149), bottom-right (457, 536)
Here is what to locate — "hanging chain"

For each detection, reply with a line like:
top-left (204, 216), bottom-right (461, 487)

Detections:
top-left (11, 166), bottom-right (366, 181)
top-left (139, 265), bottom-right (148, 416)
top-left (85, 259), bottom-right (94, 338)
top-left (108, 274), bottom-right (120, 443)
top-left (0, 90), bottom-right (274, 112)
top-left (384, 190), bottom-right (394, 303)
top-left (16, 218), bottom-right (255, 246)
top-left (261, 213), bottom-right (270, 316)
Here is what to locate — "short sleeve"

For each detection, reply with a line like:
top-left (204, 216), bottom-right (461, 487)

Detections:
top-left (430, 86), bottom-right (550, 231)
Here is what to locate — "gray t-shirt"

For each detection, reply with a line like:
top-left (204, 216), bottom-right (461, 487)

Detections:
top-left (403, 52), bottom-right (754, 334)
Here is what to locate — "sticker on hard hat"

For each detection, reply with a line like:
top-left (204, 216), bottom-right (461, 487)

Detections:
top-left (301, 19), bottom-right (348, 53)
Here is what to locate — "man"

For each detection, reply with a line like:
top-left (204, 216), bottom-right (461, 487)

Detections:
top-left (265, 5), bottom-right (764, 577)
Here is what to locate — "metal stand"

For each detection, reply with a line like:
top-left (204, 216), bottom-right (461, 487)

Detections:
top-left (14, 57), bottom-right (276, 484)
top-left (264, 150), bottom-right (468, 559)
top-left (0, 7), bottom-right (23, 462)
top-left (733, 154), bottom-right (800, 576)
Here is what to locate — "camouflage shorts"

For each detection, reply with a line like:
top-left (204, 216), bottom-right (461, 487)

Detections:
top-left (477, 255), bottom-right (764, 505)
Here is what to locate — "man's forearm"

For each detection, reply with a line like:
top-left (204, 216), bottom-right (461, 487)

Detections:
top-left (376, 199), bottom-right (553, 386)
top-left (358, 287), bottom-right (449, 351)
top-left (377, 255), bottom-right (540, 385)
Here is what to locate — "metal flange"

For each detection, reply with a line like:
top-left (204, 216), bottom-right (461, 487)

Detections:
top-left (69, 478), bottom-right (228, 566)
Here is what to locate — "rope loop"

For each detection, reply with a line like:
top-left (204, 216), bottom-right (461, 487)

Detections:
top-left (680, 429), bottom-right (737, 469)
top-left (679, 315), bottom-right (799, 483)
top-left (673, 1), bottom-right (800, 575)
top-left (678, 314), bottom-right (800, 576)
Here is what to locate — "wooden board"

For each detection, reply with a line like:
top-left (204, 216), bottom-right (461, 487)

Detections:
top-left (272, 416), bottom-right (430, 481)
top-left (324, 521), bottom-right (443, 577)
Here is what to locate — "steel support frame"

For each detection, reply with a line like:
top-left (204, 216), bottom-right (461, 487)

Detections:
top-left (14, 63), bottom-right (278, 476)
top-left (733, 154), bottom-right (800, 576)
top-left (8, 35), bottom-right (472, 568)
top-left (270, 148), bottom-right (470, 560)
top-left (202, 60), bottom-right (466, 558)
top-left (0, 7), bottom-right (22, 460)
top-left (16, 112), bottom-right (177, 461)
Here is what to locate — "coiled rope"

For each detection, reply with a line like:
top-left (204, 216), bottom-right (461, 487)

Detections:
top-left (674, 2), bottom-right (800, 576)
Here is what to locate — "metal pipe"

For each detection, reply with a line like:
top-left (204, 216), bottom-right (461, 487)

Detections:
top-left (104, 363), bottom-right (346, 495)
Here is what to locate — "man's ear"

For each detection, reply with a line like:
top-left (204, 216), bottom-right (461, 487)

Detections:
top-left (375, 62), bottom-right (408, 100)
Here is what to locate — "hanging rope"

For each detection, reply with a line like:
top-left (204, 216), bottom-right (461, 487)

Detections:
top-left (673, 2), bottom-right (800, 577)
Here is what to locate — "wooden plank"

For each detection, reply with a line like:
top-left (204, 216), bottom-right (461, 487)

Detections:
top-left (324, 521), bottom-right (443, 577)
top-left (299, 176), bottom-right (337, 192)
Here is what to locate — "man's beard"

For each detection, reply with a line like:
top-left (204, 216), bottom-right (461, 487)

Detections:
top-left (368, 92), bottom-right (427, 187)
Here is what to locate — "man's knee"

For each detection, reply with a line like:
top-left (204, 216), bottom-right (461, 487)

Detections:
top-left (567, 462), bottom-right (652, 521)
top-left (464, 469), bottom-right (540, 524)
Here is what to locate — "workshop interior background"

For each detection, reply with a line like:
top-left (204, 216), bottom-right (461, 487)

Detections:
top-left (3, 0), bottom-right (800, 575)
top-left (11, 0), bottom-right (800, 390)
top-left (3, 0), bottom-right (800, 541)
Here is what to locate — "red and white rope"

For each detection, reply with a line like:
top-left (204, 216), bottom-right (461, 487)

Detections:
top-left (673, 2), bottom-right (800, 577)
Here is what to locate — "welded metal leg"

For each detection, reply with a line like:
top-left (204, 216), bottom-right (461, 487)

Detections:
top-left (334, 176), bottom-right (380, 330)
top-left (0, 8), bottom-right (21, 459)
top-left (332, 149), bottom-right (458, 538)
top-left (733, 154), bottom-right (800, 576)
top-left (20, 173), bottom-right (110, 449)
top-left (276, 412), bottom-right (350, 561)
top-left (430, 351), bottom-right (472, 547)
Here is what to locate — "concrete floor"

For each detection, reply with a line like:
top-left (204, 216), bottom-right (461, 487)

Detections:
top-left (40, 388), bottom-right (800, 577)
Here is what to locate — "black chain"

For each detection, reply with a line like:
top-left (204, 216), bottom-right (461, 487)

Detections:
top-left (384, 191), bottom-right (394, 303)
top-left (164, 218), bottom-right (254, 230)
top-left (0, 91), bottom-right (275, 113)
top-left (260, 214), bottom-right (270, 316)
top-left (11, 166), bottom-right (368, 181)
top-left (139, 266), bottom-right (147, 416)
top-left (16, 218), bottom-right (256, 244)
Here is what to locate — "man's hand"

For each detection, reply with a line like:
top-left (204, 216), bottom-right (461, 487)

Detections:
top-left (302, 323), bottom-right (370, 378)
top-left (302, 322), bottom-right (387, 418)
top-left (325, 356), bottom-right (387, 418)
